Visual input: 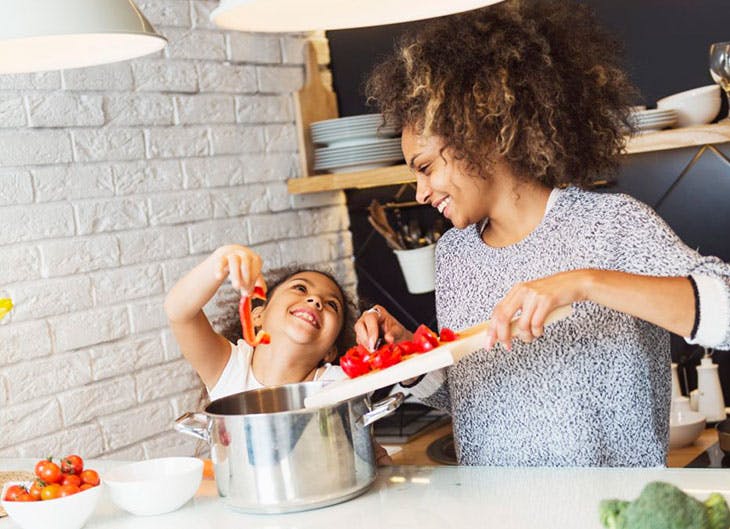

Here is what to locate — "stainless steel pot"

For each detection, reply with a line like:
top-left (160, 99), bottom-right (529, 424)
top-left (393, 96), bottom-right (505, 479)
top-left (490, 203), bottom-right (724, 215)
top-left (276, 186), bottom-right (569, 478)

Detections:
top-left (175, 381), bottom-right (403, 513)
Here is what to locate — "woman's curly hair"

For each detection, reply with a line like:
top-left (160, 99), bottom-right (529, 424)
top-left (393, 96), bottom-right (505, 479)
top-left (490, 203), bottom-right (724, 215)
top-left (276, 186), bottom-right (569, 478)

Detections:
top-left (366, 0), bottom-right (639, 187)
top-left (215, 266), bottom-right (357, 363)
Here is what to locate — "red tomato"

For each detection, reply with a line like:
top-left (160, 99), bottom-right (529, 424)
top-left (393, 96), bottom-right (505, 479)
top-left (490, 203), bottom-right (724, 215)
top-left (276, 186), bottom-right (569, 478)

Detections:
top-left (15, 492), bottom-right (34, 502)
top-left (61, 474), bottom-right (82, 487)
top-left (58, 484), bottom-right (80, 497)
top-left (79, 469), bottom-right (100, 487)
top-left (439, 327), bottom-right (458, 342)
top-left (40, 483), bottom-right (61, 501)
top-left (35, 460), bottom-right (62, 484)
top-left (79, 483), bottom-right (94, 492)
top-left (4, 485), bottom-right (26, 501)
top-left (61, 455), bottom-right (83, 475)
top-left (28, 479), bottom-right (45, 501)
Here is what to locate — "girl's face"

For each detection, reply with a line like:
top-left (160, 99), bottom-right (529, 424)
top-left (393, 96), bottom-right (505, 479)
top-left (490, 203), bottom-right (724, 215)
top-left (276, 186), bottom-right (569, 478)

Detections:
top-left (401, 127), bottom-right (493, 229)
top-left (259, 271), bottom-right (344, 362)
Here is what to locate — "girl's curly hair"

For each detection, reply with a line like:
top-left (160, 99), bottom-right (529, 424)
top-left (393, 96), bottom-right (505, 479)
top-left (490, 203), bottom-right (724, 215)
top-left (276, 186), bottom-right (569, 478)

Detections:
top-left (215, 266), bottom-right (357, 363)
top-left (366, 0), bottom-right (639, 187)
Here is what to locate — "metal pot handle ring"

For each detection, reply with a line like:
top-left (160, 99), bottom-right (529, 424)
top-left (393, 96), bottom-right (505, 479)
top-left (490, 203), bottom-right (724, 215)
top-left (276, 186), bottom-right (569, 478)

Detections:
top-left (356, 392), bottom-right (405, 427)
top-left (174, 411), bottom-right (211, 443)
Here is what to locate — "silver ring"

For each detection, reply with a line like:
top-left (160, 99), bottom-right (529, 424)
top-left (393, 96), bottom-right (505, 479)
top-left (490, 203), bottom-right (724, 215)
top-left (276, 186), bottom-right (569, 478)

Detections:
top-left (365, 306), bottom-right (381, 315)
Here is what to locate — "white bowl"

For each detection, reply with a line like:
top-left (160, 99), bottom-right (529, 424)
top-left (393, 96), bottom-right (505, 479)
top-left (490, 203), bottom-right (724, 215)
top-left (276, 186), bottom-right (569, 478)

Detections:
top-left (669, 409), bottom-right (706, 449)
top-left (656, 85), bottom-right (721, 127)
top-left (1, 481), bottom-right (102, 529)
top-left (103, 457), bottom-right (203, 516)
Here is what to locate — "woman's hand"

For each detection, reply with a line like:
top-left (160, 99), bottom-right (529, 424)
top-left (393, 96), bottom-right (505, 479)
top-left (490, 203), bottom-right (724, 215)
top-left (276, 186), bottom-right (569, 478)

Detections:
top-left (354, 304), bottom-right (412, 351)
top-left (486, 270), bottom-right (590, 350)
top-left (212, 244), bottom-right (266, 296)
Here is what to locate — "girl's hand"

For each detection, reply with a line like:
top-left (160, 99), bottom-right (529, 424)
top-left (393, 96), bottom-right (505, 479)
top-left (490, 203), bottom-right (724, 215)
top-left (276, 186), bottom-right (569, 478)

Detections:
top-left (212, 245), bottom-right (267, 296)
top-left (486, 270), bottom-right (590, 350)
top-left (354, 304), bottom-right (412, 351)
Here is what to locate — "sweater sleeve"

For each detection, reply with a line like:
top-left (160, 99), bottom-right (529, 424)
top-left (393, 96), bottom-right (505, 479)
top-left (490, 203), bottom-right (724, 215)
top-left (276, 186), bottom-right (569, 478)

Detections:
top-left (400, 368), bottom-right (452, 410)
top-left (610, 194), bottom-right (730, 349)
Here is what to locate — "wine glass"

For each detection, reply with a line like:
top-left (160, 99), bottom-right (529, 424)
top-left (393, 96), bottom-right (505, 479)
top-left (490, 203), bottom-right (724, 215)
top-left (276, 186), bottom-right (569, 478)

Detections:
top-left (709, 42), bottom-right (730, 120)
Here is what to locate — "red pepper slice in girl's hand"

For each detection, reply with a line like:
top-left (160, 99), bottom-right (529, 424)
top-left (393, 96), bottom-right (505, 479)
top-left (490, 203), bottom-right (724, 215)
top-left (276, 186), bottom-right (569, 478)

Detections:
top-left (239, 286), bottom-right (271, 347)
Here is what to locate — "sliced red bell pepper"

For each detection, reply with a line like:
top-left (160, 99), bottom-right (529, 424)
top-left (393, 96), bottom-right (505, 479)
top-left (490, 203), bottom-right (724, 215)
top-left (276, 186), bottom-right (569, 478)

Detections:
top-left (370, 343), bottom-right (403, 370)
top-left (340, 345), bottom-right (372, 378)
top-left (413, 324), bottom-right (439, 352)
top-left (439, 327), bottom-right (458, 342)
top-left (239, 286), bottom-right (271, 347)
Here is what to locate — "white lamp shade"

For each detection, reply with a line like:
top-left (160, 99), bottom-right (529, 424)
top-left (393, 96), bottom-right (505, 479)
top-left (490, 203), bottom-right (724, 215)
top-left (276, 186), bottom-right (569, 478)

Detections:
top-left (0, 0), bottom-right (167, 74)
top-left (211, 0), bottom-right (505, 32)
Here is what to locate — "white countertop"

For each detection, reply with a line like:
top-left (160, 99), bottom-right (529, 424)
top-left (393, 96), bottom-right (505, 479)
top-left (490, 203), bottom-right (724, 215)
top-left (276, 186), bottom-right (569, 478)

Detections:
top-left (3, 459), bottom-right (730, 529)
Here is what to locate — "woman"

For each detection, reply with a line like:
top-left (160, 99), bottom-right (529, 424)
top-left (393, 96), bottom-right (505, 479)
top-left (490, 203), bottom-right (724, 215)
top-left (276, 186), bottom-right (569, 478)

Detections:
top-left (355, 0), bottom-right (730, 466)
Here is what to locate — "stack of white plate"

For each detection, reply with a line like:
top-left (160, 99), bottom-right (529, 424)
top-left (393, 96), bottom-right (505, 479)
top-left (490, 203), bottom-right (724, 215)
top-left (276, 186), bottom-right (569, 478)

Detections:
top-left (628, 108), bottom-right (679, 132)
top-left (311, 114), bottom-right (403, 173)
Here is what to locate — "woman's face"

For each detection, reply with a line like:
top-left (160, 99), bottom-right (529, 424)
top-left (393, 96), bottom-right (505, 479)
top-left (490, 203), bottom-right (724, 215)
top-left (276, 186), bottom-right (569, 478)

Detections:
top-left (401, 127), bottom-right (493, 229)
top-left (260, 271), bottom-right (344, 362)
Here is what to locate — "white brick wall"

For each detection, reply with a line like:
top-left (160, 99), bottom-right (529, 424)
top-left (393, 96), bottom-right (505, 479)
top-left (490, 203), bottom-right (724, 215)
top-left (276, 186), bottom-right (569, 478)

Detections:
top-left (0, 1), bottom-right (352, 460)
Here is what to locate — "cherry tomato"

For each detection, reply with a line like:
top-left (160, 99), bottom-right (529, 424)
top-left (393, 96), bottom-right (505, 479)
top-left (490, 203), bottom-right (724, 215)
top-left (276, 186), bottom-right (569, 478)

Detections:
top-left (79, 469), bottom-right (100, 487)
top-left (40, 483), bottom-right (61, 501)
top-left (35, 459), bottom-right (62, 484)
top-left (413, 324), bottom-right (439, 351)
top-left (61, 455), bottom-right (83, 475)
top-left (15, 492), bottom-right (34, 502)
top-left (4, 485), bottom-right (26, 501)
top-left (61, 474), bottom-right (81, 487)
top-left (79, 483), bottom-right (94, 492)
top-left (59, 484), bottom-right (80, 497)
top-left (397, 340), bottom-right (420, 355)
top-left (28, 479), bottom-right (45, 501)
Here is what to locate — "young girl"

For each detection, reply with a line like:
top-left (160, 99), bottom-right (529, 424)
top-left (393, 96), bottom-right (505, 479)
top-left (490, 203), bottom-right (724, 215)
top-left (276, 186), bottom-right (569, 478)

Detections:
top-left (164, 244), bottom-right (354, 401)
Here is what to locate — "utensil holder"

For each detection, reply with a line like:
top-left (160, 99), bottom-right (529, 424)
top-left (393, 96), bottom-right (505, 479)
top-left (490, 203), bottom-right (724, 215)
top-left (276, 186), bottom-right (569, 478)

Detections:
top-left (393, 244), bottom-right (435, 294)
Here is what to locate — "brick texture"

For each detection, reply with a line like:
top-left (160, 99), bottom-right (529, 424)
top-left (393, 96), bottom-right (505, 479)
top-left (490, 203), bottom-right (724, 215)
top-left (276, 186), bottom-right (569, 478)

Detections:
top-left (0, 8), bottom-right (352, 460)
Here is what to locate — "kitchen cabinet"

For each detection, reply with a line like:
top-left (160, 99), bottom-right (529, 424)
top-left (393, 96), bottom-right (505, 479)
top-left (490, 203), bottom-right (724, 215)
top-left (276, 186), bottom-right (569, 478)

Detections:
top-left (2, 458), bottom-right (729, 529)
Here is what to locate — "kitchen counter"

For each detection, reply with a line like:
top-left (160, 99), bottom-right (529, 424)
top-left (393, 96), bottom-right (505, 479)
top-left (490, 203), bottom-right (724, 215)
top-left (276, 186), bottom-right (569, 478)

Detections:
top-left (3, 459), bottom-right (730, 529)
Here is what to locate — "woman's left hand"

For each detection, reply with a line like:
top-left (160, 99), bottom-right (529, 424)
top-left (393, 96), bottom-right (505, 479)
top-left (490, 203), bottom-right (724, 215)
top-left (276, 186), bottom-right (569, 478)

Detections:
top-left (486, 270), bottom-right (591, 350)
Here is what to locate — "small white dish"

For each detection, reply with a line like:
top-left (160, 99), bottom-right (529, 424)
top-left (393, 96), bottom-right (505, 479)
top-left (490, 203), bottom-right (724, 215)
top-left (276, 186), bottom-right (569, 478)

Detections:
top-left (669, 409), bottom-right (706, 449)
top-left (103, 457), bottom-right (203, 516)
top-left (657, 85), bottom-right (721, 127)
top-left (1, 481), bottom-right (102, 529)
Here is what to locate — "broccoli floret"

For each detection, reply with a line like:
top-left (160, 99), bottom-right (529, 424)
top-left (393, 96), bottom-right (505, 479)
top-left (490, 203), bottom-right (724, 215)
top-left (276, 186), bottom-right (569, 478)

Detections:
top-left (599, 482), bottom-right (723, 529)
top-left (599, 499), bottom-right (629, 529)
top-left (705, 493), bottom-right (730, 529)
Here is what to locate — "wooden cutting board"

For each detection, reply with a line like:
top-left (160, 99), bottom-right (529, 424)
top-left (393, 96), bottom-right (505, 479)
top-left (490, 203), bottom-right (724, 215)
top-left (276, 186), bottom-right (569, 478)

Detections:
top-left (303, 305), bottom-right (573, 408)
top-left (293, 40), bottom-right (338, 178)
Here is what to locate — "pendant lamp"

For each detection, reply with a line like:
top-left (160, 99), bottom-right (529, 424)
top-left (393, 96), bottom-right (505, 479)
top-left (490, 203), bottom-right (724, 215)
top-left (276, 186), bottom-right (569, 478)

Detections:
top-left (0, 0), bottom-right (166, 74)
top-left (211, 0), bottom-right (505, 33)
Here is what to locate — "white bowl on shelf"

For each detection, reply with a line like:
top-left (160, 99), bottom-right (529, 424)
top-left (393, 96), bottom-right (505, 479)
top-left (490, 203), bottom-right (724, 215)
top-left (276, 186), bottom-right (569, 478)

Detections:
top-left (668, 409), bottom-right (706, 449)
top-left (0, 481), bottom-right (103, 529)
top-left (656, 85), bottom-right (721, 128)
top-left (103, 457), bottom-right (202, 516)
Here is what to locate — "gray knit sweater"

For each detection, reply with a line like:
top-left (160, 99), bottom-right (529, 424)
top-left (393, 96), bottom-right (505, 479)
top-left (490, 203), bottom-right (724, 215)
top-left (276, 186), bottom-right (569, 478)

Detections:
top-left (411, 187), bottom-right (730, 466)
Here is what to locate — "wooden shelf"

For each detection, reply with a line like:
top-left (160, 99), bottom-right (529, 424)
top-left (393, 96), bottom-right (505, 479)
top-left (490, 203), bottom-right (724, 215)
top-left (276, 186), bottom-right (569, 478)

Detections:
top-left (287, 122), bottom-right (730, 195)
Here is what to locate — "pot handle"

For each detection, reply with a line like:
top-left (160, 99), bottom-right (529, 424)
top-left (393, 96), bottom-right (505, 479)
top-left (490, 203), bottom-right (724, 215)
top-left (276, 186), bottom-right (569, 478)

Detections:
top-left (174, 412), bottom-right (210, 443)
top-left (357, 392), bottom-right (405, 427)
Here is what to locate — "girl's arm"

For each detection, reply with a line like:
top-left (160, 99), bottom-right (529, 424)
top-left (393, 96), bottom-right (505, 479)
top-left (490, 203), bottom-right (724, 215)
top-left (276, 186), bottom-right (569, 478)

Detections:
top-left (164, 245), bottom-right (264, 388)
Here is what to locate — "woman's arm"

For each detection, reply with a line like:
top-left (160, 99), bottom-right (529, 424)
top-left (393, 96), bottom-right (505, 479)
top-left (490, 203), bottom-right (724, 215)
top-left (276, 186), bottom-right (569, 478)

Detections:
top-left (486, 269), bottom-right (696, 350)
top-left (164, 245), bottom-right (264, 387)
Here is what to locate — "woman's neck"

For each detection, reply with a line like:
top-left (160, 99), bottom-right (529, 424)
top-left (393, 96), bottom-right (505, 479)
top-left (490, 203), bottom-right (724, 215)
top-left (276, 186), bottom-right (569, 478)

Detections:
top-left (481, 179), bottom-right (553, 248)
top-left (249, 342), bottom-right (320, 386)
